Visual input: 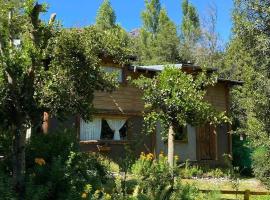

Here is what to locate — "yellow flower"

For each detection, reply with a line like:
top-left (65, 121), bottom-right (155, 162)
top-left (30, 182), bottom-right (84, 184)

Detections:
top-left (35, 158), bottom-right (46, 166)
top-left (140, 152), bottom-right (146, 160)
top-left (105, 193), bottom-right (111, 200)
top-left (146, 153), bottom-right (154, 160)
top-left (81, 192), bottom-right (87, 199)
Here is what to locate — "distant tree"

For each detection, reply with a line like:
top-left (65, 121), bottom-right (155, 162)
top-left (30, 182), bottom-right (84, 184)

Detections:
top-left (0, 0), bottom-right (132, 198)
top-left (152, 9), bottom-right (180, 64)
top-left (96, 0), bottom-right (116, 30)
top-left (180, 0), bottom-right (201, 63)
top-left (141, 0), bottom-right (161, 36)
top-left (134, 66), bottom-right (229, 167)
top-left (136, 0), bottom-right (180, 64)
top-left (195, 3), bottom-right (224, 68)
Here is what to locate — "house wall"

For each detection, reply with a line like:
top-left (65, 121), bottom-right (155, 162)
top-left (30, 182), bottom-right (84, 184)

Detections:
top-left (80, 116), bottom-right (153, 163)
top-left (155, 124), bottom-right (197, 161)
top-left (204, 82), bottom-right (227, 112)
top-left (155, 82), bottom-right (230, 163)
top-left (93, 85), bottom-right (144, 114)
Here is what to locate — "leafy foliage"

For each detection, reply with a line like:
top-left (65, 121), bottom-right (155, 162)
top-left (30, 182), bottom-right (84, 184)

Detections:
top-left (136, 0), bottom-right (180, 65)
top-left (134, 66), bottom-right (229, 138)
top-left (223, 0), bottom-right (270, 185)
top-left (24, 129), bottom-right (110, 200)
top-left (141, 0), bottom-right (161, 35)
top-left (96, 0), bottom-right (116, 30)
top-left (179, 0), bottom-right (201, 63)
top-left (0, 0), bottom-right (133, 195)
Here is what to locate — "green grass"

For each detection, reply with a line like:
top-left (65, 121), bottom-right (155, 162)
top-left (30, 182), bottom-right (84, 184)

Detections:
top-left (182, 178), bottom-right (269, 200)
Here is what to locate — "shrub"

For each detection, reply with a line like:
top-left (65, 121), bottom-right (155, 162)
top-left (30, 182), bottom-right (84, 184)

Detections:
top-left (232, 135), bottom-right (253, 176)
top-left (179, 161), bottom-right (203, 178)
top-left (0, 129), bottom-right (13, 173)
top-left (204, 168), bottom-right (225, 178)
top-left (252, 146), bottom-right (270, 188)
top-left (24, 129), bottom-right (110, 200)
top-left (0, 172), bottom-right (16, 200)
top-left (131, 152), bottom-right (178, 199)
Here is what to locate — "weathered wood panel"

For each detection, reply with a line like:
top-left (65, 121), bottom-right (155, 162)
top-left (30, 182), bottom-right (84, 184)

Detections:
top-left (93, 85), bottom-right (144, 114)
top-left (204, 82), bottom-right (227, 112)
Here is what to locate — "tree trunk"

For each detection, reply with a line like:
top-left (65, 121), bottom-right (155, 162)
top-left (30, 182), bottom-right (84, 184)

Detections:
top-left (12, 127), bottom-right (26, 200)
top-left (168, 125), bottom-right (174, 167)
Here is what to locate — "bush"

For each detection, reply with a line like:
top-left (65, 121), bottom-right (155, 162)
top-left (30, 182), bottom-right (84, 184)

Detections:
top-left (24, 129), bottom-right (110, 200)
top-left (0, 129), bottom-right (13, 173)
top-left (252, 146), bottom-right (270, 188)
top-left (179, 161), bottom-right (203, 178)
top-left (232, 135), bottom-right (253, 176)
top-left (131, 152), bottom-right (180, 199)
top-left (0, 172), bottom-right (16, 200)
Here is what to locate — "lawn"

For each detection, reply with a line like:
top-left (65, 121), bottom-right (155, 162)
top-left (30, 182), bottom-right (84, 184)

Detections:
top-left (182, 178), bottom-right (269, 200)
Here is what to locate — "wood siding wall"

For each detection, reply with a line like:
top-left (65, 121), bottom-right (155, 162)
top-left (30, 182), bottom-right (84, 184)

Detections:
top-left (204, 83), bottom-right (227, 112)
top-left (93, 85), bottom-right (144, 114)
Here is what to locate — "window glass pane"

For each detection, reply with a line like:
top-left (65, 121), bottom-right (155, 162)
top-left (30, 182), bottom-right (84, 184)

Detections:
top-left (174, 125), bottom-right (188, 141)
top-left (101, 66), bottom-right (123, 82)
top-left (100, 119), bottom-right (128, 140)
top-left (100, 120), bottom-right (114, 140)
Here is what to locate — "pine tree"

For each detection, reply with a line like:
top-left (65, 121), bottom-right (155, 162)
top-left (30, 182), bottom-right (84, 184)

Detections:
top-left (96, 0), bottom-right (116, 30)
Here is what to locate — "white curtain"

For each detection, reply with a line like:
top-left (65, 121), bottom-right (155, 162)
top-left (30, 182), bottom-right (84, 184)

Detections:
top-left (80, 118), bottom-right (102, 141)
top-left (26, 127), bottom-right (31, 140)
top-left (106, 119), bottom-right (126, 140)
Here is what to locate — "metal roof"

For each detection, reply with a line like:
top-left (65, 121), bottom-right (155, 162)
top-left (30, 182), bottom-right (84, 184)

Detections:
top-left (131, 63), bottom-right (217, 72)
top-left (133, 64), bottom-right (183, 72)
top-left (129, 64), bottom-right (242, 85)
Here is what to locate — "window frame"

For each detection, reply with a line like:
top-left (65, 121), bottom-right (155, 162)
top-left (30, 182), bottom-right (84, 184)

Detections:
top-left (79, 116), bottom-right (129, 142)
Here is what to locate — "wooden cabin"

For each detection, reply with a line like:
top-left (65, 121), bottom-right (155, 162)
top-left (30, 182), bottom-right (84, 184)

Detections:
top-left (46, 62), bottom-right (240, 166)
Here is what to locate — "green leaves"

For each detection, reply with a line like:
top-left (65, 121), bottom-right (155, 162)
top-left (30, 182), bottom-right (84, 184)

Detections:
top-left (134, 66), bottom-right (229, 138)
top-left (96, 0), bottom-right (116, 30)
top-left (137, 1), bottom-right (180, 65)
top-left (0, 1), bottom-right (134, 127)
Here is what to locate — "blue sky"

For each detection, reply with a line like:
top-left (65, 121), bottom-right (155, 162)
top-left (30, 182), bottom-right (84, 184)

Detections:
top-left (41, 0), bottom-right (233, 43)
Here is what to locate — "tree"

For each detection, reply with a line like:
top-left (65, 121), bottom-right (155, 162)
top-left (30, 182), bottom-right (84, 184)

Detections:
top-left (0, 0), bottom-right (132, 198)
top-left (96, 0), bottom-right (116, 30)
top-left (224, 0), bottom-right (270, 186)
top-left (134, 66), bottom-right (229, 167)
top-left (136, 1), bottom-right (180, 65)
top-left (195, 3), bottom-right (224, 68)
top-left (180, 0), bottom-right (201, 63)
top-left (141, 0), bottom-right (161, 36)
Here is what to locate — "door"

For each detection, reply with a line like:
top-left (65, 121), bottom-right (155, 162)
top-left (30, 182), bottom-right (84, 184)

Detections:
top-left (197, 124), bottom-right (217, 160)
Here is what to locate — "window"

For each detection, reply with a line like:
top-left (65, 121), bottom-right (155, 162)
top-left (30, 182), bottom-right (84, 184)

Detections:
top-left (100, 119), bottom-right (127, 140)
top-left (173, 124), bottom-right (188, 142)
top-left (80, 117), bottom-right (127, 141)
top-left (102, 66), bottom-right (123, 82)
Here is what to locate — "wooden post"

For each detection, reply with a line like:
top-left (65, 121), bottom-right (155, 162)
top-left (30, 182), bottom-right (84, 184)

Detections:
top-left (168, 125), bottom-right (174, 167)
top-left (244, 190), bottom-right (250, 200)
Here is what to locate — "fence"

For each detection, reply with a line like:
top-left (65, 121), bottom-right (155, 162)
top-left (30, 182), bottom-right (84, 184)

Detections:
top-left (200, 189), bottom-right (270, 200)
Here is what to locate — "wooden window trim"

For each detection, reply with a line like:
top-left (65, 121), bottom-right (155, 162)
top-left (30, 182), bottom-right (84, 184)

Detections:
top-left (79, 140), bottom-right (133, 145)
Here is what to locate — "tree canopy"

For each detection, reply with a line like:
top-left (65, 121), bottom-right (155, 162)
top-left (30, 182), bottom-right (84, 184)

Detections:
top-left (95, 0), bottom-right (116, 30)
top-left (134, 66), bottom-right (229, 165)
top-left (136, 0), bottom-right (180, 65)
top-left (0, 0), bottom-right (133, 197)
top-left (223, 0), bottom-right (270, 185)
